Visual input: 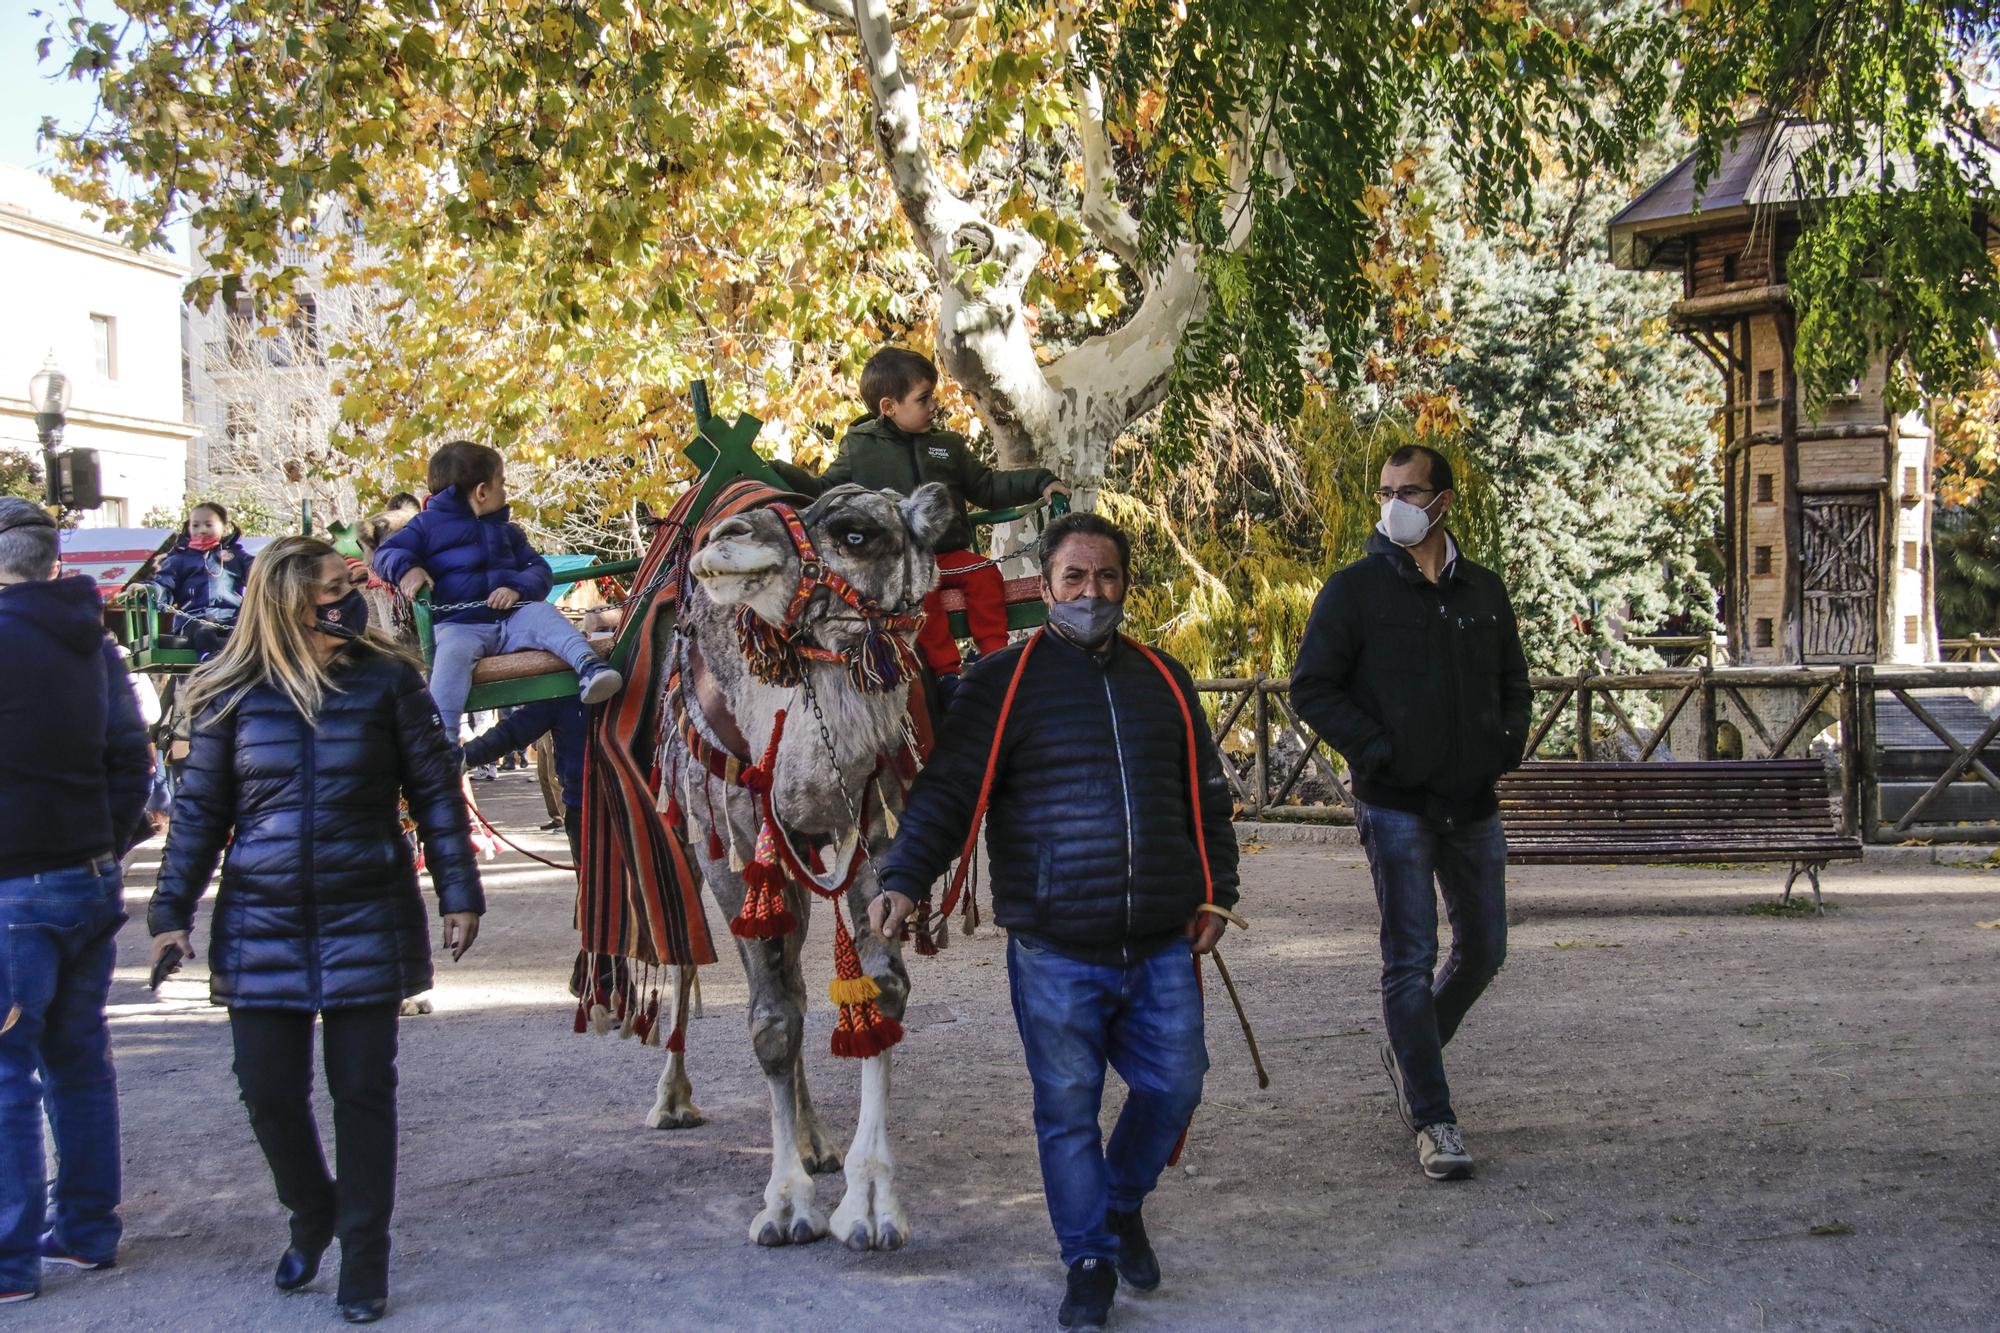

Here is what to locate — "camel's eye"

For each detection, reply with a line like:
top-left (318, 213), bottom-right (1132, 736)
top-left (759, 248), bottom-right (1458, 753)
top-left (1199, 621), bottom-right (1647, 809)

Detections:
top-left (845, 530), bottom-right (865, 546)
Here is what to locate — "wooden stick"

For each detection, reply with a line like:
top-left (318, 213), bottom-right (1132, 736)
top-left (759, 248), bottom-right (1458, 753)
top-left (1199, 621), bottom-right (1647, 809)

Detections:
top-left (1211, 952), bottom-right (1270, 1091)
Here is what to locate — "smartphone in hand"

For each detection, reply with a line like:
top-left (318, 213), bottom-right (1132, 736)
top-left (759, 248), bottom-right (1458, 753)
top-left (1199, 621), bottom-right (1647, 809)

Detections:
top-left (149, 942), bottom-right (185, 991)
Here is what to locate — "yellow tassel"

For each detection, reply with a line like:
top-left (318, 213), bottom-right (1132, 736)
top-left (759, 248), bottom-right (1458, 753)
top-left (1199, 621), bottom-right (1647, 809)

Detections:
top-left (828, 975), bottom-right (882, 1007)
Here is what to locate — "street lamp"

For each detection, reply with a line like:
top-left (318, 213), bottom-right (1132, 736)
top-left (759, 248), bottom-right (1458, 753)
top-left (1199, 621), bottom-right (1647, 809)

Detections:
top-left (28, 352), bottom-right (69, 447)
top-left (27, 353), bottom-right (98, 517)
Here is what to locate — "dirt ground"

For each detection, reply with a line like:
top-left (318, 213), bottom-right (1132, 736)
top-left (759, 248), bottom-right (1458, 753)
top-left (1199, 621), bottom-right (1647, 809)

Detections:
top-left (34, 774), bottom-right (2000, 1332)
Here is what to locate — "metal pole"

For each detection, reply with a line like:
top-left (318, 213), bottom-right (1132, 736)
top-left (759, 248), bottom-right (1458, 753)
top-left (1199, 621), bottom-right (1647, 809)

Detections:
top-left (1251, 677), bottom-right (1269, 817)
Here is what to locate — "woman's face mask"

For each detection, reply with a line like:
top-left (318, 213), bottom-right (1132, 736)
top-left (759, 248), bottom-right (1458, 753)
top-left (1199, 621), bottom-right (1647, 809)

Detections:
top-left (312, 587), bottom-right (370, 640)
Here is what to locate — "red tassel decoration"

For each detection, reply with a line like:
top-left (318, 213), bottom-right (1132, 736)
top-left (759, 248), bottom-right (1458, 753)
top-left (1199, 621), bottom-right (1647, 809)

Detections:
top-left (665, 1025), bottom-right (686, 1054)
top-left (571, 1000), bottom-right (588, 1034)
top-left (806, 841), bottom-right (826, 875)
top-left (826, 908), bottom-right (903, 1058)
top-left (665, 794), bottom-right (683, 830)
top-left (911, 900), bottom-right (938, 957)
top-left (729, 820), bottom-right (799, 939)
top-left (706, 828), bottom-right (726, 861)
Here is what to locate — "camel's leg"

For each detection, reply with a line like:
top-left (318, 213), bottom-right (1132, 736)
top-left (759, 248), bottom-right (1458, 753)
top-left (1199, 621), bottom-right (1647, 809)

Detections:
top-left (743, 933), bottom-right (826, 1247)
top-left (830, 1053), bottom-right (906, 1251)
top-left (830, 868), bottom-right (910, 1251)
top-left (645, 966), bottom-right (704, 1130)
top-left (794, 1060), bottom-right (842, 1176)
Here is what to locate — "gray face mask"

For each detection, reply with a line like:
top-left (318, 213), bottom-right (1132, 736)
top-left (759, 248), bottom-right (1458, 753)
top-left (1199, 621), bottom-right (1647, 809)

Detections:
top-left (1048, 595), bottom-right (1125, 649)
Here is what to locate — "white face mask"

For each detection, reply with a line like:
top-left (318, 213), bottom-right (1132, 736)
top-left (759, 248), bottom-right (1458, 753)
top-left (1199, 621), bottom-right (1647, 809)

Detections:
top-left (1377, 493), bottom-right (1444, 548)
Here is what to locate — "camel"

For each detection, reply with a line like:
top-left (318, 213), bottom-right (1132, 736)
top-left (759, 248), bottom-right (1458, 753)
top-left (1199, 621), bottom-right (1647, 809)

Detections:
top-left (645, 481), bottom-right (954, 1251)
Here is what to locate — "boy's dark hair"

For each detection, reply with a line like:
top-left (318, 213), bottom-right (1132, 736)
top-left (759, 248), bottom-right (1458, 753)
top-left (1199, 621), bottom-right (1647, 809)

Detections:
top-left (189, 501), bottom-right (229, 526)
top-left (386, 491), bottom-right (421, 512)
top-left (427, 441), bottom-right (504, 495)
top-left (1039, 511), bottom-right (1131, 580)
top-left (1386, 444), bottom-right (1454, 495)
top-left (860, 348), bottom-right (938, 412)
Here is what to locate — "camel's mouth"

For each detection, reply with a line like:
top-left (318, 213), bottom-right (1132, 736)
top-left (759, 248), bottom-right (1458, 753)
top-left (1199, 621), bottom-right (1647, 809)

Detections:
top-left (689, 543), bottom-right (783, 584)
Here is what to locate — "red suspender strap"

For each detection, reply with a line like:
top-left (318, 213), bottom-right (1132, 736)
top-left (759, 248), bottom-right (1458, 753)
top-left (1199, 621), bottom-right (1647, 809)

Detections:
top-left (1127, 638), bottom-right (1216, 907)
top-left (935, 630), bottom-right (1043, 918)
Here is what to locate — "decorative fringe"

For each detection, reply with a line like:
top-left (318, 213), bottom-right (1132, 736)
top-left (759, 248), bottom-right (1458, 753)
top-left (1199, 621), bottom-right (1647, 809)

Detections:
top-left (572, 999), bottom-right (588, 1034)
top-left (737, 605), bottom-right (803, 687)
top-left (827, 906), bottom-right (902, 1059)
top-left (730, 820), bottom-right (798, 939)
top-left (846, 623), bottom-right (921, 693)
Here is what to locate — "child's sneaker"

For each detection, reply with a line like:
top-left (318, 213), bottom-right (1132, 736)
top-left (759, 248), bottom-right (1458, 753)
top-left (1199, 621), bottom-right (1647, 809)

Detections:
top-left (0, 1290), bottom-right (36, 1304)
top-left (578, 663), bottom-right (624, 706)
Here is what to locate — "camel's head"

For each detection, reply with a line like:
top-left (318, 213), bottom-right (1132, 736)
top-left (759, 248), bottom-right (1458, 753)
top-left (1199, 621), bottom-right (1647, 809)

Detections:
top-left (690, 483), bottom-right (954, 650)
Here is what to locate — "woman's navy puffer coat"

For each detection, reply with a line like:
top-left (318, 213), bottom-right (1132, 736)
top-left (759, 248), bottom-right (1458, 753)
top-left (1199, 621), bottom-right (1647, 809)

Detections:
top-left (150, 645), bottom-right (482, 1010)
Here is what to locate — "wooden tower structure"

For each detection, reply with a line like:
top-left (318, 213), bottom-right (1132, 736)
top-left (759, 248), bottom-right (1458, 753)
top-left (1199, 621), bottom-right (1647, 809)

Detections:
top-left (1610, 117), bottom-right (1946, 665)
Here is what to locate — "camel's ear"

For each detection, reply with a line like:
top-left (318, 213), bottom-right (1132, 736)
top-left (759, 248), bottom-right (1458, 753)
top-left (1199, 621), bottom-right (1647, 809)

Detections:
top-left (899, 483), bottom-right (955, 554)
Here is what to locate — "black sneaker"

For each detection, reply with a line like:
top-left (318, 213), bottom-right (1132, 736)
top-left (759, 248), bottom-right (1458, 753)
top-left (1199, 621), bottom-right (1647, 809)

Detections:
top-left (1057, 1257), bottom-right (1116, 1331)
top-left (1106, 1208), bottom-right (1160, 1291)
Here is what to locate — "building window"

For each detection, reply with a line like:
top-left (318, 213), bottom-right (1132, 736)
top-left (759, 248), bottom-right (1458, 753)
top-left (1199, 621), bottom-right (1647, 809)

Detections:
top-left (1756, 368), bottom-right (1777, 402)
top-left (1905, 616), bottom-right (1920, 645)
top-left (1755, 473), bottom-right (1775, 503)
top-left (1722, 253), bottom-right (1739, 284)
top-left (1904, 540), bottom-right (1920, 571)
top-left (91, 314), bottom-right (116, 379)
top-left (1752, 545), bottom-right (1773, 576)
top-left (1903, 465), bottom-right (1920, 494)
top-left (1755, 618), bottom-right (1775, 649)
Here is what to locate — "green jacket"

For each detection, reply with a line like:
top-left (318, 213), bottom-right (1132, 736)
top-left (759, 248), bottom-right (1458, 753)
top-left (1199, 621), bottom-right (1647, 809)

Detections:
top-left (781, 415), bottom-right (1057, 553)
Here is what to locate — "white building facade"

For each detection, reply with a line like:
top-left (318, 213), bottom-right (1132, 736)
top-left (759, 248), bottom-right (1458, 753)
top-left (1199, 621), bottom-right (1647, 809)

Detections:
top-left (0, 164), bottom-right (196, 526)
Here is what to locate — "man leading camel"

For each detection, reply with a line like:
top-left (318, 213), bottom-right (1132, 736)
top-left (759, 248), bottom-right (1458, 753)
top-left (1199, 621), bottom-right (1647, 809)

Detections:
top-left (872, 512), bottom-right (1239, 1333)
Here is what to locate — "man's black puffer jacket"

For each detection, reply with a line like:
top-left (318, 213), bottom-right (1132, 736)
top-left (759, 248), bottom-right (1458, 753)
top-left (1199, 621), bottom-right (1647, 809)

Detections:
top-left (878, 630), bottom-right (1238, 965)
top-left (150, 644), bottom-right (482, 1010)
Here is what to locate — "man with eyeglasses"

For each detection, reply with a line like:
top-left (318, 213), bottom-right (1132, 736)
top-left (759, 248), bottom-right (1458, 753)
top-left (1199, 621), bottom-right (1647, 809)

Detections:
top-left (1290, 445), bottom-right (1529, 1182)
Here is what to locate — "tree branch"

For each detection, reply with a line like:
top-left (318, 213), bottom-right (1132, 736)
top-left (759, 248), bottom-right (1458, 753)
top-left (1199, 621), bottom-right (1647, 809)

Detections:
top-left (1061, 21), bottom-right (1143, 272)
top-left (847, 0), bottom-right (981, 264)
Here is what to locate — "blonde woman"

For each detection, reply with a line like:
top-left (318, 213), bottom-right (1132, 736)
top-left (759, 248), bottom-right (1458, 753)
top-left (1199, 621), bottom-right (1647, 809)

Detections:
top-left (148, 536), bottom-right (481, 1324)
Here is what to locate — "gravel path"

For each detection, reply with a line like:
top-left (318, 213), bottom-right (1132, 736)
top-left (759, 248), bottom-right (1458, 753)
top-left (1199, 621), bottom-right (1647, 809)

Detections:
top-left (35, 774), bottom-right (2000, 1331)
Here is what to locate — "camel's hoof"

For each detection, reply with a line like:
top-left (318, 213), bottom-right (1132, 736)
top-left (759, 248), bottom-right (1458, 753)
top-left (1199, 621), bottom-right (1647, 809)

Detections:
top-left (751, 1198), bottom-right (825, 1248)
top-left (644, 1106), bottom-right (705, 1130)
top-left (842, 1223), bottom-right (872, 1252)
top-left (878, 1223), bottom-right (906, 1251)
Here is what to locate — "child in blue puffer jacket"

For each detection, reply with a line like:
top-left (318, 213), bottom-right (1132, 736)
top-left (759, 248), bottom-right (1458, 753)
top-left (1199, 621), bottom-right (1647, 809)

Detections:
top-left (150, 501), bottom-right (254, 654)
top-left (370, 441), bottom-right (621, 741)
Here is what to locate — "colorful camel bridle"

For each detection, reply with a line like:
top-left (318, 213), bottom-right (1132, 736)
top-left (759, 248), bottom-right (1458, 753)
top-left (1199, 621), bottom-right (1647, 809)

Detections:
top-left (732, 502), bottom-right (927, 694)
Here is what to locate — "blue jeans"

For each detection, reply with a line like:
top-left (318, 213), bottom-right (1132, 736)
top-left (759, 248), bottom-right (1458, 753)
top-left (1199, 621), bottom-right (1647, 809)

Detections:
top-left (0, 861), bottom-right (126, 1292)
top-left (431, 601), bottom-right (600, 740)
top-left (1006, 934), bottom-right (1208, 1266)
top-left (1355, 802), bottom-right (1508, 1128)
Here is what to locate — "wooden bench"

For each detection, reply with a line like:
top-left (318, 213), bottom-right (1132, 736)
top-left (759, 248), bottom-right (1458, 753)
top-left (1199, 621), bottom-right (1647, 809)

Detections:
top-left (1498, 760), bottom-right (1863, 912)
top-left (934, 574), bottom-right (1048, 636)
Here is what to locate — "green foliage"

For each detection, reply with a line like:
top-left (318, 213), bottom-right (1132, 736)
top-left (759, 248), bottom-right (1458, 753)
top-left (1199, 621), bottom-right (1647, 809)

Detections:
top-left (1095, 0), bottom-right (1670, 453)
top-left (1427, 152), bottom-right (1722, 675)
top-left (1674, 0), bottom-right (2000, 409)
top-left (1935, 494), bottom-right (2000, 637)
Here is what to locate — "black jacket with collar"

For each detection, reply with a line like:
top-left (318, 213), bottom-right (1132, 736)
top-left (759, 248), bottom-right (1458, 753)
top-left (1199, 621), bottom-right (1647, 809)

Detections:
top-left (149, 644), bottom-right (482, 1010)
top-left (1290, 531), bottom-right (1531, 821)
top-left (877, 628), bottom-right (1239, 965)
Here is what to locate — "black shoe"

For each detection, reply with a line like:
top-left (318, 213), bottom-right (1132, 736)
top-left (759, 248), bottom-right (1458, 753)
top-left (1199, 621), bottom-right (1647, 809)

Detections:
top-left (340, 1297), bottom-right (388, 1323)
top-left (1057, 1257), bottom-right (1115, 1331)
top-left (1106, 1208), bottom-right (1160, 1292)
top-left (274, 1242), bottom-right (327, 1292)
